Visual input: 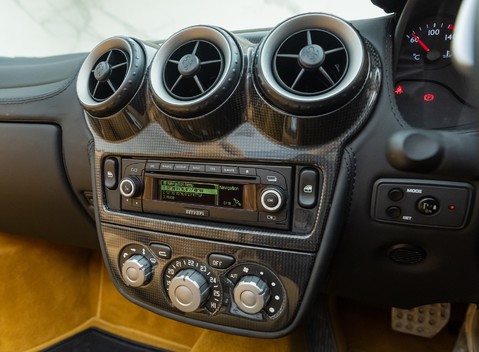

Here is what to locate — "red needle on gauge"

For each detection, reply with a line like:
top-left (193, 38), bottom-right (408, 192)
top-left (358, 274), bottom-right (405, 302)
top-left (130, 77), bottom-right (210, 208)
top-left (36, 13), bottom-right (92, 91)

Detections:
top-left (412, 33), bottom-right (430, 52)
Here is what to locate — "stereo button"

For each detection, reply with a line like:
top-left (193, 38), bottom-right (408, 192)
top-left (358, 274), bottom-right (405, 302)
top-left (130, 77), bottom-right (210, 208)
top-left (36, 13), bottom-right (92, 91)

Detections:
top-left (222, 166), bottom-right (238, 174)
top-left (260, 188), bottom-right (284, 213)
top-left (104, 158), bottom-right (118, 190)
top-left (160, 163), bottom-right (174, 171)
top-left (174, 164), bottom-right (189, 171)
top-left (189, 164), bottom-right (205, 172)
top-left (298, 168), bottom-right (319, 209)
top-left (206, 165), bottom-right (221, 173)
top-left (145, 161), bottom-right (160, 171)
top-left (119, 176), bottom-right (142, 198)
top-left (239, 167), bottom-right (256, 176)
top-left (257, 169), bottom-right (287, 189)
top-left (259, 211), bottom-right (287, 222)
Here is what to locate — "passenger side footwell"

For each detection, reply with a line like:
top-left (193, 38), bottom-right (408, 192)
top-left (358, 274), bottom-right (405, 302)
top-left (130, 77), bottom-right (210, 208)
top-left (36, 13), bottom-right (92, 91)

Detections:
top-left (0, 233), bottom-right (303, 352)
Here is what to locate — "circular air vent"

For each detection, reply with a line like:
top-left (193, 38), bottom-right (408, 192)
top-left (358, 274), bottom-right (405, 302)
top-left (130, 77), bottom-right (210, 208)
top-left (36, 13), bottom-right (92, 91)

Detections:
top-left (164, 40), bottom-right (223, 99)
top-left (150, 26), bottom-right (242, 118)
top-left (274, 30), bottom-right (347, 95)
top-left (77, 37), bottom-right (146, 117)
top-left (255, 13), bottom-right (369, 115)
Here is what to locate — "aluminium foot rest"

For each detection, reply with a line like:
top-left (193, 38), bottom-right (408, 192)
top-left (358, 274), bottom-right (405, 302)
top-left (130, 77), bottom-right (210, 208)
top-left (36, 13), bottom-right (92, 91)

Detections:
top-left (391, 303), bottom-right (450, 338)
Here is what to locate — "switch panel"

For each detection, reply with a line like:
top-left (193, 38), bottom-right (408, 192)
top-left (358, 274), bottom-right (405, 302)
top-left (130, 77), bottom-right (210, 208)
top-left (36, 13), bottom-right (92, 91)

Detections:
top-left (372, 179), bottom-right (473, 229)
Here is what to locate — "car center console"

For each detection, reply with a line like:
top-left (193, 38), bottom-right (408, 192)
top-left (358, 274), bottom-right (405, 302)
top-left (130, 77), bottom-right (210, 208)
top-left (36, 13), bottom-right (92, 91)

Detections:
top-left (77, 13), bottom-right (382, 336)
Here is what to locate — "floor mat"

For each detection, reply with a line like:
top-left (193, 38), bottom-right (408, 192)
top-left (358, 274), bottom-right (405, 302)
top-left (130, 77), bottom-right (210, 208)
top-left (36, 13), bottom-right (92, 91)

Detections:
top-left (42, 328), bottom-right (169, 352)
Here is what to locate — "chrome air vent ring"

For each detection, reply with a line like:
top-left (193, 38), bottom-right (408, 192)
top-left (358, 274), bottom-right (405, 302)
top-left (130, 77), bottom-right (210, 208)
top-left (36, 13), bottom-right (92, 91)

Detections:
top-left (255, 13), bottom-right (368, 115)
top-left (77, 36), bottom-right (146, 117)
top-left (149, 26), bottom-right (242, 118)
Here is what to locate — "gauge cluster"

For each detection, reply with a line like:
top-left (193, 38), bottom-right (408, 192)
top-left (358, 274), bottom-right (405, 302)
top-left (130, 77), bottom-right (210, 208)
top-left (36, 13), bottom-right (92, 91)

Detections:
top-left (394, 0), bottom-right (477, 130)
top-left (399, 17), bottom-right (455, 69)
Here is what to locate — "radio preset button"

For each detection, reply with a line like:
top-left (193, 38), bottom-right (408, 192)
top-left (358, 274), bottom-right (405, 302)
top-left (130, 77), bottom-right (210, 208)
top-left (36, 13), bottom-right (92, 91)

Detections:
top-left (222, 166), bottom-right (238, 174)
top-left (205, 165), bottom-right (221, 173)
top-left (174, 164), bottom-right (189, 171)
top-left (160, 163), bottom-right (174, 171)
top-left (189, 164), bottom-right (205, 173)
top-left (145, 161), bottom-right (160, 171)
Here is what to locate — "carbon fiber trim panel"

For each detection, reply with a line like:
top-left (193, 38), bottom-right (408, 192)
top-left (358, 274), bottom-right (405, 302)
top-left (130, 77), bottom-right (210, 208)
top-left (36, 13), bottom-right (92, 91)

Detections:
top-left (85, 24), bottom-right (382, 335)
top-left (102, 224), bottom-right (314, 332)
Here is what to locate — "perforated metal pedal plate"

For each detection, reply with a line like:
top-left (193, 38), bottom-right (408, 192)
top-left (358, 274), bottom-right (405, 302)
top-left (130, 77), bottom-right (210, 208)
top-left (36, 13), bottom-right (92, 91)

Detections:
top-left (391, 303), bottom-right (450, 338)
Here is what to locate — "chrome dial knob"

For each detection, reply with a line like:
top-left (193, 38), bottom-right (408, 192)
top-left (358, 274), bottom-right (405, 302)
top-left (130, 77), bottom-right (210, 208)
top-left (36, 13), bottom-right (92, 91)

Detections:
top-left (233, 275), bottom-right (270, 314)
top-left (121, 254), bottom-right (152, 287)
top-left (119, 176), bottom-right (142, 198)
top-left (260, 188), bottom-right (284, 213)
top-left (168, 268), bottom-right (210, 313)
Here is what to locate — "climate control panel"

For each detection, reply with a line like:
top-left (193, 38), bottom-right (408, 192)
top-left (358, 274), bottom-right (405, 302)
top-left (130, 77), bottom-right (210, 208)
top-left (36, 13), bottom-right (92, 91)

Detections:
top-left (118, 245), bottom-right (286, 320)
top-left (106, 224), bottom-right (314, 333)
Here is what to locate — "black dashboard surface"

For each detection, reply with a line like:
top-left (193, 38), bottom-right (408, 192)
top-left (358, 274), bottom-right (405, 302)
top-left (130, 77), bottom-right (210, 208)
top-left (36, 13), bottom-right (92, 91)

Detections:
top-left (0, 0), bottom-right (478, 338)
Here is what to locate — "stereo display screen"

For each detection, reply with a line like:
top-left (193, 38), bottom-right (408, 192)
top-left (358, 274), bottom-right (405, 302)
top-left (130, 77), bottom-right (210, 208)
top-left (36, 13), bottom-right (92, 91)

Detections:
top-left (158, 179), bottom-right (243, 208)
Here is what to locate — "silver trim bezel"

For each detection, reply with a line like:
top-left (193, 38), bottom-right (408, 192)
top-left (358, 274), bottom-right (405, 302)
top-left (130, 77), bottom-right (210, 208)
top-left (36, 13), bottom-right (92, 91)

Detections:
top-left (256, 13), bottom-right (366, 106)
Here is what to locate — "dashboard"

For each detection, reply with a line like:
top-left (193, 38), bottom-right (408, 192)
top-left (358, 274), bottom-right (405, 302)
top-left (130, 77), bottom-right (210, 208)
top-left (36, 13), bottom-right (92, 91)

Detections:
top-left (0, 0), bottom-right (478, 340)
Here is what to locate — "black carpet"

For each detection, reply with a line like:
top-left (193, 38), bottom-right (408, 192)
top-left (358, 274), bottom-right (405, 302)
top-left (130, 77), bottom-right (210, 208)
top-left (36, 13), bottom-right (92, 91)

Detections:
top-left (42, 327), bottom-right (169, 352)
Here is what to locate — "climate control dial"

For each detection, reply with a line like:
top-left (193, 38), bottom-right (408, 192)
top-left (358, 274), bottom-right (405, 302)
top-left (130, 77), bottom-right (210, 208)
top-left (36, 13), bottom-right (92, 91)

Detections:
top-left (168, 269), bottom-right (209, 313)
top-left (233, 275), bottom-right (270, 314)
top-left (121, 254), bottom-right (153, 287)
top-left (164, 258), bottom-right (222, 314)
top-left (226, 263), bottom-right (286, 318)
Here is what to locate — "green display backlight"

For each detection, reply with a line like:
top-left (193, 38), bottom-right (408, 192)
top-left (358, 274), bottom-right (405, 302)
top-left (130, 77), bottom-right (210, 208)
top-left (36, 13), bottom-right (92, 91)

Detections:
top-left (158, 179), bottom-right (243, 208)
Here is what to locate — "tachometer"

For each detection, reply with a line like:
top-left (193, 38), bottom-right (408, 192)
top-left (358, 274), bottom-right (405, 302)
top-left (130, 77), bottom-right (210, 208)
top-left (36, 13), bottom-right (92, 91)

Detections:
top-left (400, 17), bottom-right (455, 68)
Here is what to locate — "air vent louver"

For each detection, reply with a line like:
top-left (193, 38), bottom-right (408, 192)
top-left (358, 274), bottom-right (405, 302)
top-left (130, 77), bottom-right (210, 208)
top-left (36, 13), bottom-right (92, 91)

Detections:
top-left (255, 13), bottom-right (368, 116)
top-left (149, 26), bottom-right (242, 118)
top-left (164, 40), bottom-right (223, 100)
top-left (274, 30), bottom-right (347, 96)
top-left (88, 49), bottom-right (129, 101)
top-left (77, 37), bottom-right (145, 117)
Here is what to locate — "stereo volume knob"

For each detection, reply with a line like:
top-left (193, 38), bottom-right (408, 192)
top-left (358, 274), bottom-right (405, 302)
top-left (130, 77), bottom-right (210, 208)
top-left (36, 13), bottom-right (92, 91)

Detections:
top-left (260, 188), bottom-right (284, 213)
top-left (233, 275), bottom-right (270, 314)
top-left (121, 254), bottom-right (153, 287)
top-left (119, 176), bottom-right (142, 198)
top-left (168, 269), bottom-right (210, 313)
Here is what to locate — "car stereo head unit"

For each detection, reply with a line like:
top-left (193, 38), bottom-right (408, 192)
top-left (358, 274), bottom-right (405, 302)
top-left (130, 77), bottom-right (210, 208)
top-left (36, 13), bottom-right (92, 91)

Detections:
top-left (107, 158), bottom-right (294, 230)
